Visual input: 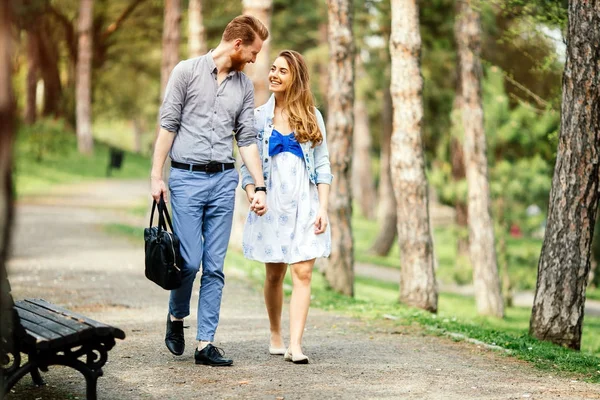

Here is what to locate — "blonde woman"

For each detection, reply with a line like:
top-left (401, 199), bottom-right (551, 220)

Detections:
top-left (240, 50), bottom-right (332, 364)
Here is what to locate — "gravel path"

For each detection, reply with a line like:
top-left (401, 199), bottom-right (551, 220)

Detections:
top-left (5, 180), bottom-right (600, 399)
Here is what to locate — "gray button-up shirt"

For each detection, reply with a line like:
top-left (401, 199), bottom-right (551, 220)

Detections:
top-left (159, 53), bottom-right (258, 164)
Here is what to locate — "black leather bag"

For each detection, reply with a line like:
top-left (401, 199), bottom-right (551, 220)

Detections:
top-left (144, 196), bottom-right (183, 290)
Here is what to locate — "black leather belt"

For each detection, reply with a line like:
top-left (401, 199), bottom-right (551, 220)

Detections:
top-left (171, 161), bottom-right (235, 173)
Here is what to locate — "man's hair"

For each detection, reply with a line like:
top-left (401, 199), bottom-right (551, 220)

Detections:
top-left (222, 15), bottom-right (269, 45)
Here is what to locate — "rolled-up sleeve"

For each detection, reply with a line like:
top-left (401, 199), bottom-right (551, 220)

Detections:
top-left (314, 108), bottom-right (333, 185)
top-left (235, 79), bottom-right (258, 147)
top-left (159, 61), bottom-right (189, 133)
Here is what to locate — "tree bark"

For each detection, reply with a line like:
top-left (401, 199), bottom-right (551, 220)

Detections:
top-left (243, 0), bottom-right (272, 106)
top-left (324, 0), bottom-right (355, 297)
top-left (188, 0), bottom-right (207, 58)
top-left (370, 86), bottom-right (397, 256)
top-left (24, 31), bottom-right (39, 125)
top-left (450, 56), bottom-right (468, 256)
top-left (76, 0), bottom-right (95, 155)
top-left (456, 0), bottom-right (504, 317)
top-left (352, 57), bottom-right (376, 220)
top-left (389, 0), bottom-right (437, 309)
top-left (37, 20), bottom-right (63, 119)
top-left (529, 1), bottom-right (600, 350)
top-left (389, 0), bottom-right (437, 312)
top-left (0, 0), bottom-right (17, 377)
top-left (161, 0), bottom-right (181, 102)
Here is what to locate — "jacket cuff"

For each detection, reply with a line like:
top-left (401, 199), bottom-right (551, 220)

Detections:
top-left (316, 173), bottom-right (333, 185)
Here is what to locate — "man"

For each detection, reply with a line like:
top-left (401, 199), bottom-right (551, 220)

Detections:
top-left (150, 15), bottom-right (269, 367)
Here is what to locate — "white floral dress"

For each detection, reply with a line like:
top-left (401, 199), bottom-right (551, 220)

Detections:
top-left (242, 150), bottom-right (331, 264)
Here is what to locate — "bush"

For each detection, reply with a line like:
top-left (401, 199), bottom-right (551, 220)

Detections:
top-left (17, 119), bottom-right (73, 162)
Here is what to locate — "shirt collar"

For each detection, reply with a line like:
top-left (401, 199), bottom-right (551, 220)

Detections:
top-left (207, 50), bottom-right (238, 78)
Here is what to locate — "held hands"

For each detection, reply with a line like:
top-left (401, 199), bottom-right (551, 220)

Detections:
top-left (251, 190), bottom-right (267, 216)
top-left (151, 177), bottom-right (167, 203)
top-left (314, 207), bottom-right (329, 234)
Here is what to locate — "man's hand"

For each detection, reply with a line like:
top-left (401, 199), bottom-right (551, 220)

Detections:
top-left (151, 176), bottom-right (167, 203)
top-left (314, 208), bottom-right (329, 234)
top-left (251, 191), bottom-right (267, 216)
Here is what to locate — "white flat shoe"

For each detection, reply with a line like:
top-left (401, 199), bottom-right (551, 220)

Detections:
top-left (284, 348), bottom-right (292, 361)
top-left (269, 346), bottom-right (286, 355)
top-left (284, 348), bottom-right (309, 364)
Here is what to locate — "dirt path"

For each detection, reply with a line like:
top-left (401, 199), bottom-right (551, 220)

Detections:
top-left (6, 180), bottom-right (600, 399)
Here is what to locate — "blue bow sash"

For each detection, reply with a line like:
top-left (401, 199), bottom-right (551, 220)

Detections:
top-left (268, 129), bottom-right (304, 160)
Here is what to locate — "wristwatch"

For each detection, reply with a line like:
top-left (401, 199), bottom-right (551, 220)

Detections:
top-left (254, 186), bottom-right (267, 193)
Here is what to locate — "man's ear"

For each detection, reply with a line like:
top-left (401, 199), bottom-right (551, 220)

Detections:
top-left (233, 38), bottom-right (243, 50)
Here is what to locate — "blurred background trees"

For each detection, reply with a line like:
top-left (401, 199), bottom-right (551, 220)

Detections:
top-left (7, 0), bottom-right (600, 351)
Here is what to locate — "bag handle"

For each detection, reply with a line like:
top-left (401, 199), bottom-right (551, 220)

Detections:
top-left (149, 194), bottom-right (175, 233)
top-left (158, 196), bottom-right (176, 233)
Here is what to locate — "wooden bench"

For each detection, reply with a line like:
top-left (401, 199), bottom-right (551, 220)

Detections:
top-left (1, 297), bottom-right (125, 400)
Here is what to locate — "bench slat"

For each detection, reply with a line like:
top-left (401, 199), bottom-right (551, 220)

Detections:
top-left (18, 319), bottom-right (65, 349)
top-left (15, 301), bottom-right (94, 335)
top-left (24, 299), bottom-right (125, 340)
top-left (15, 307), bottom-right (82, 340)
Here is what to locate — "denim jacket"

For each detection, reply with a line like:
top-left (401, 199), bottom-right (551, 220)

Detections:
top-left (240, 94), bottom-right (333, 190)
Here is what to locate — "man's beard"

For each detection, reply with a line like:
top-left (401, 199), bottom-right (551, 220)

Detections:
top-left (230, 54), bottom-right (247, 71)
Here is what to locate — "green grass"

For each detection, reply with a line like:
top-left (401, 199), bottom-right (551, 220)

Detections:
top-left (353, 212), bottom-right (600, 299)
top-left (224, 249), bottom-right (600, 382)
top-left (105, 212), bottom-right (600, 382)
top-left (14, 119), bottom-right (151, 197)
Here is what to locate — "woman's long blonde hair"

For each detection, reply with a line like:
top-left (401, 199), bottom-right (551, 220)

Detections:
top-left (277, 50), bottom-right (322, 147)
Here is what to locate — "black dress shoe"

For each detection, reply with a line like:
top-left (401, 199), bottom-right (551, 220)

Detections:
top-left (165, 314), bottom-right (185, 356)
top-left (194, 344), bottom-right (233, 366)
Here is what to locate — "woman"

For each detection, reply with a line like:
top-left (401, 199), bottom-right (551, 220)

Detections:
top-left (240, 50), bottom-right (332, 364)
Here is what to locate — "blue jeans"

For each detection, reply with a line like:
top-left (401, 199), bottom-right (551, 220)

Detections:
top-left (168, 167), bottom-right (238, 341)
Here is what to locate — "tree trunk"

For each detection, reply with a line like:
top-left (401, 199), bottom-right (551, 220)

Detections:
top-left (38, 22), bottom-right (63, 119)
top-left (324, 0), bottom-right (355, 297)
top-left (389, 0), bottom-right (437, 312)
top-left (159, 0), bottom-right (181, 190)
top-left (76, 0), bottom-right (95, 154)
top-left (529, 1), bottom-right (600, 350)
top-left (161, 0), bottom-right (181, 101)
top-left (242, 0), bottom-right (272, 106)
top-left (0, 0), bottom-right (17, 381)
top-left (188, 0), bottom-right (207, 58)
top-left (456, 0), bottom-right (504, 317)
top-left (24, 31), bottom-right (39, 125)
top-left (450, 60), bottom-right (468, 256)
top-left (370, 86), bottom-right (397, 256)
top-left (317, 22), bottom-right (329, 115)
top-left (352, 57), bottom-right (376, 220)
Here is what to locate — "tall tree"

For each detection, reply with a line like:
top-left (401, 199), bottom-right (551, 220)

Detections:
top-left (325, 0), bottom-right (355, 296)
top-left (530, 0), bottom-right (600, 350)
top-left (24, 31), bottom-right (39, 124)
top-left (243, 0), bottom-right (273, 106)
top-left (352, 56), bottom-right (376, 220)
top-left (389, 0), bottom-right (437, 312)
top-left (456, 0), bottom-right (504, 318)
top-left (76, 0), bottom-right (94, 154)
top-left (0, 0), bottom-right (17, 389)
top-left (188, 0), bottom-right (207, 58)
top-left (370, 86), bottom-right (397, 256)
top-left (161, 0), bottom-right (181, 101)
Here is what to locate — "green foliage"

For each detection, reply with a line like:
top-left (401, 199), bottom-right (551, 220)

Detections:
top-left (14, 122), bottom-right (150, 197)
top-left (17, 119), bottom-right (72, 163)
top-left (221, 248), bottom-right (600, 381)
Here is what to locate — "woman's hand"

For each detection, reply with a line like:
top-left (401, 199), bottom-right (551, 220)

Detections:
top-left (245, 184), bottom-right (256, 203)
top-left (314, 208), bottom-right (329, 234)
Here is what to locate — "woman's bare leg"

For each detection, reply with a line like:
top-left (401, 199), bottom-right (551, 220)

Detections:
top-left (289, 259), bottom-right (315, 356)
top-left (264, 262), bottom-right (287, 348)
